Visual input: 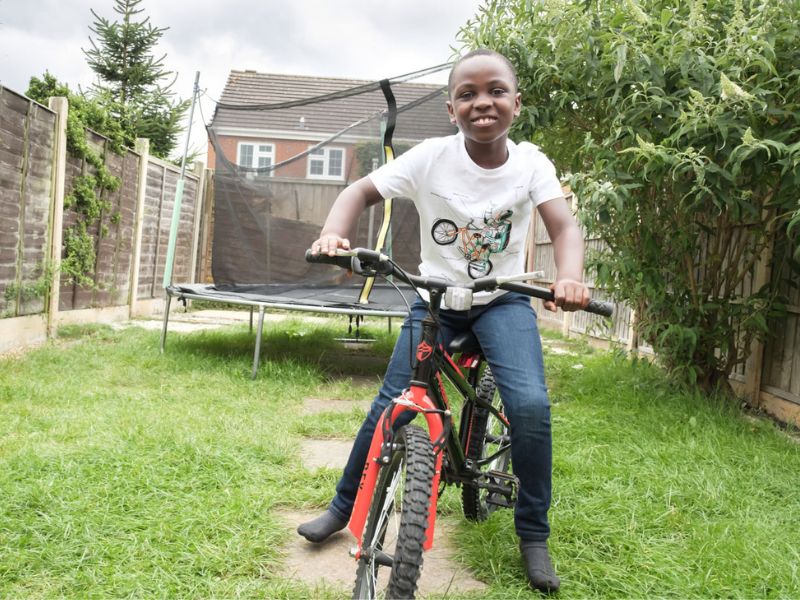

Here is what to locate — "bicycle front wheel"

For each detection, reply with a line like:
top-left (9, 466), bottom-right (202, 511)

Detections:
top-left (461, 367), bottom-right (512, 521)
top-left (353, 424), bottom-right (435, 600)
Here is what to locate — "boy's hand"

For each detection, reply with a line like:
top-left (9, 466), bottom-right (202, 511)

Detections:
top-left (545, 278), bottom-right (590, 312)
top-left (311, 234), bottom-right (350, 256)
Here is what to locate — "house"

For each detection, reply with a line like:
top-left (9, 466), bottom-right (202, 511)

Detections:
top-left (207, 70), bottom-right (457, 182)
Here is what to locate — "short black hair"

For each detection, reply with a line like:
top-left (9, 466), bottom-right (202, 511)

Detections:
top-left (448, 48), bottom-right (518, 96)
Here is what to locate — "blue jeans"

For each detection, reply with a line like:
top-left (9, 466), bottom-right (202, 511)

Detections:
top-left (328, 292), bottom-right (552, 542)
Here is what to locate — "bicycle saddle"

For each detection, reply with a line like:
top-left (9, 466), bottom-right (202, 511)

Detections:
top-left (447, 331), bottom-right (483, 355)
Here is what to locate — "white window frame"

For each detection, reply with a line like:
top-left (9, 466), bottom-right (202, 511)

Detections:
top-left (306, 146), bottom-right (345, 181)
top-left (237, 141), bottom-right (275, 175)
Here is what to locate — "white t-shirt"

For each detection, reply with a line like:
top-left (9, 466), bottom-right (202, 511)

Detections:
top-left (369, 132), bottom-right (563, 305)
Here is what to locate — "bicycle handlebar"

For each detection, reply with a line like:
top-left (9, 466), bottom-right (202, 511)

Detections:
top-left (305, 248), bottom-right (614, 317)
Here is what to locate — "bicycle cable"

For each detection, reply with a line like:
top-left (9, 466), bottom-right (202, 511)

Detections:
top-left (381, 257), bottom-right (446, 372)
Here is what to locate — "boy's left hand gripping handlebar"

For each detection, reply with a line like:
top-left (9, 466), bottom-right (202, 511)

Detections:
top-left (304, 248), bottom-right (394, 276)
top-left (304, 249), bottom-right (354, 270)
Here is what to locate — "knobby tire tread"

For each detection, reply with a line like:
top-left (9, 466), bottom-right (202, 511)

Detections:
top-left (352, 425), bottom-right (435, 599)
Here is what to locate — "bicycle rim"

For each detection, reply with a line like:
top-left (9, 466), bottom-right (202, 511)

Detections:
top-left (353, 425), bottom-right (434, 599)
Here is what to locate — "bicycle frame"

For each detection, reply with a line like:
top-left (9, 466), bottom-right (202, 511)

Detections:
top-left (348, 288), bottom-right (507, 554)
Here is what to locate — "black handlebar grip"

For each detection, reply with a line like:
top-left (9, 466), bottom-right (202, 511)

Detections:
top-left (586, 299), bottom-right (614, 317)
top-left (304, 249), bottom-right (353, 270)
top-left (501, 282), bottom-right (614, 317)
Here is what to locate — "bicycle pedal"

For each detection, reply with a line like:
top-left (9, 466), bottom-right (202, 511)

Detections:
top-left (481, 470), bottom-right (519, 507)
top-left (486, 494), bottom-right (514, 508)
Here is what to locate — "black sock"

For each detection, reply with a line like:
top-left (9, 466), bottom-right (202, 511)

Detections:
top-left (297, 510), bottom-right (348, 543)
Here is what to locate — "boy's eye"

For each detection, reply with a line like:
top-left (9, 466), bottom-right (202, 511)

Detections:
top-left (492, 88), bottom-right (508, 96)
top-left (458, 91), bottom-right (475, 99)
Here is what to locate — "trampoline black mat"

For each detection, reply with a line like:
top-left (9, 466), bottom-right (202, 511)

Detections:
top-left (171, 282), bottom-right (416, 316)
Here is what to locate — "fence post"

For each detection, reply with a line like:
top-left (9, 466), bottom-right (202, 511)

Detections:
top-left (197, 170), bottom-right (215, 283)
top-left (129, 138), bottom-right (150, 318)
top-left (562, 191), bottom-right (578, 337)
top-left (46, 97), bottom-right (68, 338)
top-left (626, 308), bottom-right (639, 354)
top-left (743, 216), bottom-right (776, 408)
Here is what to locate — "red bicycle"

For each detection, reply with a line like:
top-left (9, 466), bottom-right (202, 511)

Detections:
top-left (306, 248), bottom-right (612, 599)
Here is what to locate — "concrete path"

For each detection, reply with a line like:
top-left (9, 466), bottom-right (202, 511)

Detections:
top-left (280, 510), bottom-right (487, 597)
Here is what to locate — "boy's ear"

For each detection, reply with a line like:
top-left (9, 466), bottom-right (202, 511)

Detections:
top-left (513, 92), bottom-right (522, 118)
top-left (446, 100), bottom-right (457, 124)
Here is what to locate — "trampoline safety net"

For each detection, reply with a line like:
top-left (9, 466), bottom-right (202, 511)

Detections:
top-left (201, 64), bottom-right (457, 312)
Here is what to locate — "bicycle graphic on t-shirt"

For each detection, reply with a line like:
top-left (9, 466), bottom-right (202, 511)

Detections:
top-left (431, 209), bottom-right (513, 279)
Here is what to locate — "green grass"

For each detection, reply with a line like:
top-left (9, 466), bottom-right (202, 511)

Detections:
top-left (1, 320), bottom-right (798, 598)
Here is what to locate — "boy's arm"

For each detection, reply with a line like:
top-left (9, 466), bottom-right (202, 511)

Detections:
top-left (312, 176), bottom-right (384, 256)
top-left (536, 196), bottom-right (590, 312)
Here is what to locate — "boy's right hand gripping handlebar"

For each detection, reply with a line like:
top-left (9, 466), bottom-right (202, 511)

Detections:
top-left (499, 282), bottom-right (614, 317)
top-left (305, 248), bottom-right (614, 318)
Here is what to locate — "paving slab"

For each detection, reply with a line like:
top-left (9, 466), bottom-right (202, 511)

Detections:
top-left (300, 439), bottom-right (354, 470)
top-left (279, 510), bottom-right (487, 597)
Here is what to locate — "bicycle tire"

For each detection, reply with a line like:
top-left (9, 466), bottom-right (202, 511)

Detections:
top-left (461, 367), bottom-right (512, 521)
top-left (352, 424), bottom-right (435, 599)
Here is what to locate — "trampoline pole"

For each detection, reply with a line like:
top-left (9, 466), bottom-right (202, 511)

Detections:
top-left (163, 71), bottom-right (200, 291)
top-left (252, 306), bottom-right (266, 378)
top-left (160, 294), bottom-right (172, 354)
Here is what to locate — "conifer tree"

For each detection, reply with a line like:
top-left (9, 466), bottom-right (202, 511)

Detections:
top-left (83, 0), bottom-right (189, 158)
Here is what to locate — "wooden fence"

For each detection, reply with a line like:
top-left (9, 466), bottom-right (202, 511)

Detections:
top-left (0, 86), bottom-right (204, 352)
top-left (528, 192), bottom-right (799, 426)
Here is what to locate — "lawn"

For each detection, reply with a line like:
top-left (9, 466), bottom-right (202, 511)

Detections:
top-left (0, 318), bottom-right (797, 598)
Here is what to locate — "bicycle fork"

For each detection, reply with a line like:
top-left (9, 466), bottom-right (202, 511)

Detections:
top-left (348, 386), bottom-right (445, 556)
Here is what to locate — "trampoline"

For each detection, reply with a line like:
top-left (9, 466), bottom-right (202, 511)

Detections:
top-left (160, 65), bottom-right (456, 375)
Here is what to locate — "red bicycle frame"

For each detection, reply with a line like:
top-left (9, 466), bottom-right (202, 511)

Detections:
top-left (347, 286), bottom-right (489, 555)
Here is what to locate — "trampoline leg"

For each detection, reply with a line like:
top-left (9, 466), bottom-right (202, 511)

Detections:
top-left (249, 307), bottom-right (254, 334)
top-left (252, 306), bottom-right (265, 379)
top-left (160, 294), bottom-right (172, 354)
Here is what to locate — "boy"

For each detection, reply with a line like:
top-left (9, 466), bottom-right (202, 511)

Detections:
top-left (300, 49), bottom-right (589, 594)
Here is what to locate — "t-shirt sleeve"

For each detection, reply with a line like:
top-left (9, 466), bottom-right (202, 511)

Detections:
top-left (528, 152), bottom-right (564, 205)
top-left (367, 139), bottom-right (432, 201)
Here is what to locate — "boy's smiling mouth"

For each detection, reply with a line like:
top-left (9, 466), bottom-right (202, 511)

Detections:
top-left (472, 116), bottom-right (498, 126)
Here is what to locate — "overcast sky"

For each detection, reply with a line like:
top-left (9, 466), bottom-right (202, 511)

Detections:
top-left (0, 0), bottom-right (486, 159)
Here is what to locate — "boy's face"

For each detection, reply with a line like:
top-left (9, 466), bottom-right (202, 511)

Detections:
top-left (446, 55), bottom-right (521, 146)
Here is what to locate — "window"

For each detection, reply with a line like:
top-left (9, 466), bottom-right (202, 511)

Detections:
top-left (237, 142), bottom-right (274, 174)
top-left (307, 146), bottom-right (345, 180)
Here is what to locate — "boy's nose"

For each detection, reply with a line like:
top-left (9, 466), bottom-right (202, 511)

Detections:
top-left (473, 92), bottom-right (493, 108)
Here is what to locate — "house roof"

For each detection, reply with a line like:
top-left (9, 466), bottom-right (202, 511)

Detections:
top-left (210, 70), bottom-right (457, 143)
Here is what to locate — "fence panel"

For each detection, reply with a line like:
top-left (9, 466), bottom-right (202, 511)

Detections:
top-left (529, 193), bottom-right (632, 343)
top-left (58, 132), bottom-right (140, 311)
top-left (0, 88), bottom-right (55, 318)
top-left (762, 237), bottom-right (800, 404)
